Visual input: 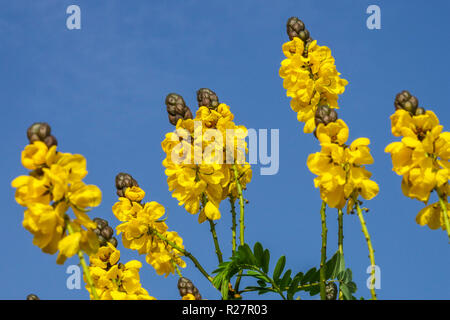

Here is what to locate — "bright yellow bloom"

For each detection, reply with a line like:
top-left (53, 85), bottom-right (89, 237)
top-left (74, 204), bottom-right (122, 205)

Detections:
top-left (21, 141), bottom-right (50, 170)
top-left (386, 108), bottom-right (449, 203)
top-left (316, 120), bottom-right (349, 146)
top-left (182, 294), bottom-right (196, 300)
top-left (307, 121), bottom-right (378, 209)
top-left (113, 188), bottom-right (186, 277)
top-left (416, 202), bottom-right (450, 230)
top-left (161, 102), bottom-right (252, 222)
top-left (13, 140), bottom-right (102, 262)
top-left (22, 202), bottom-right (66, 254)
top-left (87, 243), bottom-right (155, 300)
top-left (279, 37), bottom-right (348, 133)
top-left (124, 186), bottom-right (146, 202)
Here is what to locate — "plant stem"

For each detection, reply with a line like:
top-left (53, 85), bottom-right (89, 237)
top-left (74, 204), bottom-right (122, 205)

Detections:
top-left (150, 228), bottom-right (214, 284)
top-left (319, 201), bottom-right (327, 300)
top-left (66, 221), bottom-right (99, 300)
top-left (173, 261), bottom-right (183, 277)
top-left (208, 219), bottom-right (223, 264)
top-left (337, 208), bottom-right (344, 300)
top-left (232, 164), bottom-right (246, 293)
top-left (437, 189), bottom-right (450, 244)
top-left (201, 193), bottom-right (223, 264)
top-left (355, 200), bottom-right (377, 300)
top-left (229, 196), bottom-right (237, 255)
top-left (232, 164), bottom-right (246, 245)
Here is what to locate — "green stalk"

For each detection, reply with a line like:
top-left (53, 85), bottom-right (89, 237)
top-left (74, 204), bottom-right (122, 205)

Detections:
top-left (229, 196), bottom-right (237, 255)
top-left (150, 228), bottom-right (214, 284)
top-left (201, 193), bottom-right (223, 264)
top-left (437, 189), bottom-right (450, 243)
top-left (232, 164), bottom-right (246, 245)
top-left (232, 164), bottom-right (246, 293)
top-left (355, 200), bottom-right (377, 300)
top-left (319, 201), bottom-right (327, 300)
top-left (66, 221), bottom-right (99, 300)
top-left (337, 208), bottom-right (344, 300)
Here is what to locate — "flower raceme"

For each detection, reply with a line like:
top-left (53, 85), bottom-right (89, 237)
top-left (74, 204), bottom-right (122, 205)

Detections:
top-left (12, 130), bottom-right (102, 264)
top-left (279, 37), bottom-right (348, 133)
top-left (112, 184), bottom-right (187, 277)
top-left (385, 109), bottom-right (449, 203)
top-left (385, 96), bottom-right (450, 231)
top-left (307, 120), bottom-right (379, 210)
top-left (87, 243), bottom-right (155, 300)
top-left (161, 102), bottom-right (252, 223)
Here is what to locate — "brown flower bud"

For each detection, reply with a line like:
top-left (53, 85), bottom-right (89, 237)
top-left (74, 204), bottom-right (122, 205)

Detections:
top-left (165, 93), bottom-right (193, 126)
top-left (394, 90), bottom-right (419, 115)
top-left (197, 88), bottom-right (219, 110)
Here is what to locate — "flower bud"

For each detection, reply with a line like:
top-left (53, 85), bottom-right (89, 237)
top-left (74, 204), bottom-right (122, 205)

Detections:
top-left (27, 122), bottom-right (51, 142)
top-left (287, 17), bottom-right (309, 41)
top-left (165, 93), bottom-right (193, 126)
top-left (325, 282), bottom-right (338, 300)
top-left (394, 90), bottom-right (419, 115)
top-left (197, 88), bottom-right (219, 110)
top-left (314, 105), bottom-right (338, 127)
top-left (26, 294), bottom-right (40, 300)
top-left (115, 172), bottom-right (139, 197)
top-left (177, 277), bottom-right (202, 300)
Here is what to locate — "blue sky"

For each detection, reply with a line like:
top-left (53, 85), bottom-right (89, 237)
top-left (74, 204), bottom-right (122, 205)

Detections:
top-left (1, 0), bottom-right (449, 300)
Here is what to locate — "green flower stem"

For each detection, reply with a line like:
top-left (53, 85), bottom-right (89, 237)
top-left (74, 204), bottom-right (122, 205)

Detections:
top-left (173, 261), bottom-right (183, 277)
top-left (437, 190), bottom-right (450, 244)
top-left (319, 201), bottom-right (327, 300)
top-left (66, 221), bottom-right (99, 300)
top-left (150, 228), bottom-right (214, 284)
top-left (232, 164), bottom-right (246, 293)
top-left (208, 219), bottom-right (223, 264)
top-left (232, 164), bottom-right (246, 245)
top-left (229, 196), bottom-right (237, 255)
top-left (337, 208), bottom-right (344, 300)
top-left (201, 194), bottom-right (223, 264)
top-left (355, 200), bottom-right (377, 300)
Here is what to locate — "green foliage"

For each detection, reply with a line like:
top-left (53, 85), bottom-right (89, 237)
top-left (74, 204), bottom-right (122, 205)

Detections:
top-left (212, 242), bottom-right (358, 300)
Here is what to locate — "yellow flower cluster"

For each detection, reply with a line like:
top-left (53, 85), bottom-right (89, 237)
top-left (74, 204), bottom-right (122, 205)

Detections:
top-left (112, 186), bottom-right (187, 277)
top-left (11, 140), bottom-right (102, 264)
top-left (161, 103), bottom-right (252, 223)
top-left (307, 120), bottom-right (379, 210)
top-left (87, 243), bottom-right (155, 300)
top-left (385, 109), bottom-right (450, 229)
top-left (279, 37), bottom-right (348, 133)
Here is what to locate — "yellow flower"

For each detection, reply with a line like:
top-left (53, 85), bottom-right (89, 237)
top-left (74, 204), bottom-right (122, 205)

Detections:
top-left (307, 136), bottom-right (378, 209)
top-left (124, 186), bottom-right (146, 202)
top-left (22, 202), bottom-right (66, 254)
top-left (198, 201), bottom-right (221, 223)
top-left (21, 141), bottom-right (49, 170)
top-left (416, 202), bottom-right (450, 230)
top-left (11, 175), bottom-right (50, 207)
top-left (386, 108), bottom-right (449, 203)
top-left (182, 294), bottom-right (196, 300)
top-left (279, 38), bottom-right (348, 133)
top-left (316, 120), bottom-right (349, 145)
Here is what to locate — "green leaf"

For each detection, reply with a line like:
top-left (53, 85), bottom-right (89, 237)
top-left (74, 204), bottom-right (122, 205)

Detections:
top-left (308, 284), bottom-right (321, 296)
top-left (253, 242), bottom-right (264, 267)
top-left (279, 269), bottom-right (292, 289)
top-left (262, 249), bottom-right (270, 274)
top-left (340, 283), bottom-right (351, 300)
top-left (287, 275), bottom-right (301, 300)
top-left (257, 279), bottom-right (267, 287)
top-left (325, 252), bottom-right (338, 280)
top-left (246, 270), bottom-right (271, 283)
top-left (273, 256), bottom-right (286, 283)
top-left (301, 267), bottom-right (318, 285)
